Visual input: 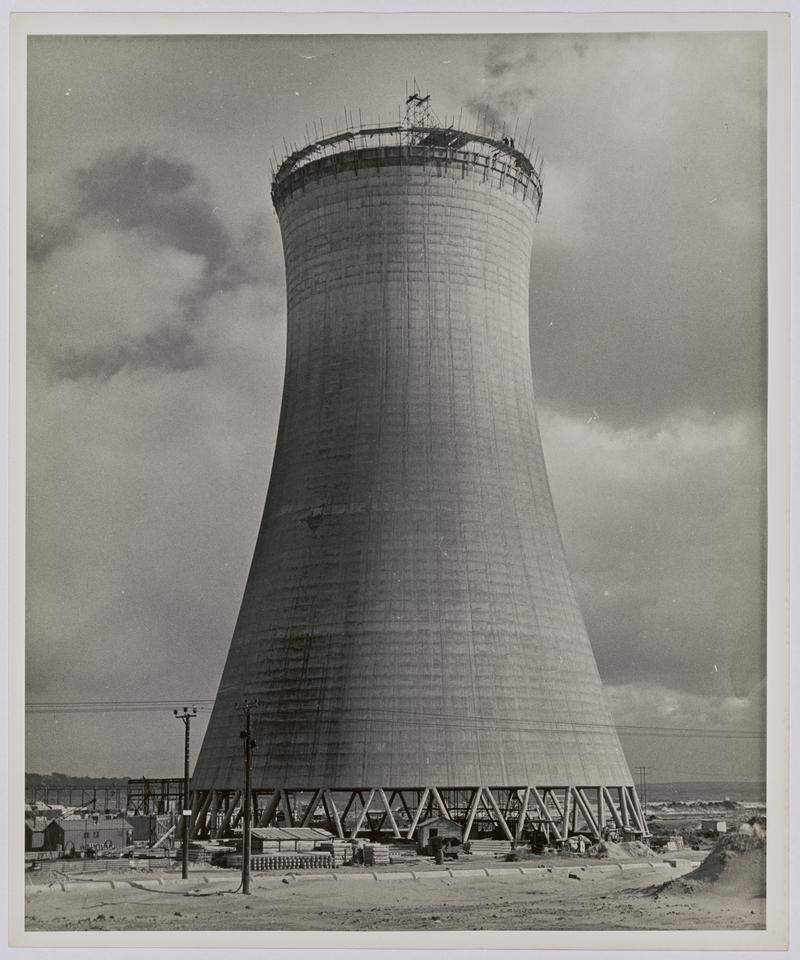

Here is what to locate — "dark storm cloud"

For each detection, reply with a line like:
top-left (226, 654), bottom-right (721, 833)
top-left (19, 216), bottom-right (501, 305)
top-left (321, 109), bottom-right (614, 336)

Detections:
top-left (27, 149), bottom-right (224, 266)
top-left (54, 324), bottom-right (200, 382)
top-left (28, 146), bottom-right (281, 380)
top-left (465, 32), bottom-right (767, 427)
top-left (76, 148), bottom-right (231, 276)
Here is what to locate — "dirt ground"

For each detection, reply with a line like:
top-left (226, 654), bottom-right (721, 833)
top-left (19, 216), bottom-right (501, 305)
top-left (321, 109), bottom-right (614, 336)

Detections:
top-left (25, 861), bottom-right (766, 932)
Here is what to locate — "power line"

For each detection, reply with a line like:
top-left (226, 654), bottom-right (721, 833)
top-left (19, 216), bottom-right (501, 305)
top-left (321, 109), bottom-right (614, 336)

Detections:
top-left (27, 699), bottom-right (217, 709)
top-left (24, 699), bottom-right (766, 740)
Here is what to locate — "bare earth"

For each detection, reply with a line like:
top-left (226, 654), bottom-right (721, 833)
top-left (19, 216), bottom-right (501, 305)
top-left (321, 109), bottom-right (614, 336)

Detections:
top-left (25, 861), bottom-right (765, 932)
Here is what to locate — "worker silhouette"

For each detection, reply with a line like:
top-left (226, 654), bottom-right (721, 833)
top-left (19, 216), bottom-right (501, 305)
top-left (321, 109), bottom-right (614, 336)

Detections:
top-left (430, 833), bottom-right (445, 864)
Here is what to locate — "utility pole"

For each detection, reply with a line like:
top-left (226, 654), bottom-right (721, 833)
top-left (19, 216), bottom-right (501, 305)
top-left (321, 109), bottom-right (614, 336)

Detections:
top-left (636, 765), bottom-right (649, 820)
top-left (173, 706), bottom-right (197, 880)
top-left (239, 701), bottom-right (256, 895)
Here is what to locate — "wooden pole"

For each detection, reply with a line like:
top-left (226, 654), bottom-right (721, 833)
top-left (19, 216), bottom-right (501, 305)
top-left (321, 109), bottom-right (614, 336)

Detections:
top-left (173, 706), bottom-right (197, 880)
top-left (241, 703), bottom-right (255, 894)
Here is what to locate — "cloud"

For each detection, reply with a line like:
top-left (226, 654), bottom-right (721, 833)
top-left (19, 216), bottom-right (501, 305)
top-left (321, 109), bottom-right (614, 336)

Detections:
top-left (606, 679), bottom-right (765, 781)
top-left (538, 408), bottom-right (765, 699)
top-left (25, 142), bottom-right (287, 779)
top-left (606, 678), bottom-right (766, 733)
top-left (465, 37), bottom-right (539, 133)
top-left (28, 229), bottom-right (206, 377)
top-left (75, 149), bottom-right (231, 277)
top-left (28, 146), bottom-right (283, 380)
top-left (461, 33), bottom-right (767, 426)
top-left (26, 282), bottom-right (286, 709)
top-left (533, 160), bottom-right (593, 249)
top-left (25, 144), bottom-right (288, 759)
top-left (27, 167), bottom-right (80, 262)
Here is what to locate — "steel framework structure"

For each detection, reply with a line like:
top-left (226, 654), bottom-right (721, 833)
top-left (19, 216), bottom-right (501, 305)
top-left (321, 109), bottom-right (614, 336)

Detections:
top-left (187, 784), bottom-right (646, 842)
top-left (127, 777), bottom-right (186, 815)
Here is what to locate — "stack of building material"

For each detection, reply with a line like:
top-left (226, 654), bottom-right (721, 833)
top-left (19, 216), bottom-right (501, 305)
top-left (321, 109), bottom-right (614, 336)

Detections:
top-left (384, 843), bottom-right (419, 863)
top-left (317, 840), bottom-right (351, 865)
top-left (179, 841), bottom-right (236, 863)
top-left (363, 844), bottom-right (390, 866)
top-left (251, 827), bottom-right (333, 853)
top-left (227, 851), bottom-right (334, 871)
top-left (468, 839), bottom-right (513, 856)
top-left (185, 847), bottom-right (212, 863)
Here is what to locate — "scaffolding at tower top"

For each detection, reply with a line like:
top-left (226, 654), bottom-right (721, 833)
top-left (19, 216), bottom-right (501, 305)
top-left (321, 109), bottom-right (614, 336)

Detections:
top-left (269, 92), bottom-right (544, 214)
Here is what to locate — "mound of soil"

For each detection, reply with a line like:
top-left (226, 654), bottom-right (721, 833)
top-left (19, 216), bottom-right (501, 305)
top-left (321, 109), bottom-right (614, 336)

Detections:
top-left (658, 831), bottom-right (765, 899)
top-left (586, 840), bottom-right (659, 861)
top-left (586, 841), bottom-right (629, 860)
top-left (620, 841), bottom-right (658, 859)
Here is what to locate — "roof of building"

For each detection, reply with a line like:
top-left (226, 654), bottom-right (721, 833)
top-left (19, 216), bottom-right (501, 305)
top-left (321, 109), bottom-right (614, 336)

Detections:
top-left (250, 827), bottom-right (332, 841)
top-left (25, 817), bottom-right (53, 831)
top-left (52, 818), bottom-right (132, 832)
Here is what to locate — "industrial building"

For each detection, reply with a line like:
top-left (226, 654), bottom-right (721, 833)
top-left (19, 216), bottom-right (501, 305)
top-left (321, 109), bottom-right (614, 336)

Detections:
top-left (24, 819), bottom-right (48, 853)
top-left (416, 816), bottom-right (463, 853)
top-left (40, 817), bottom-right (132, 856)
top-left (190, 94), bottom-right (647, 845)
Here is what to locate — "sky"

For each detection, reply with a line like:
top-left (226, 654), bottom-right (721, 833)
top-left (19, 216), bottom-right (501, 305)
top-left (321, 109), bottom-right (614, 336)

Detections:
top-left (25, 30), bottom-right (767, 783)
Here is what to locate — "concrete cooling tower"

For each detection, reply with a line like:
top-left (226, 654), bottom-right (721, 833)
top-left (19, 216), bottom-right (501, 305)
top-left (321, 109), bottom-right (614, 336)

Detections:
top-left (190, 99), bottom-right (647, 844)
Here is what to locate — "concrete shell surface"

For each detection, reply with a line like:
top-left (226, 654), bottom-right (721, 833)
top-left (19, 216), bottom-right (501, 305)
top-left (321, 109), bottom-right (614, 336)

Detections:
top-left (193, 140), bottom-right (634, 792)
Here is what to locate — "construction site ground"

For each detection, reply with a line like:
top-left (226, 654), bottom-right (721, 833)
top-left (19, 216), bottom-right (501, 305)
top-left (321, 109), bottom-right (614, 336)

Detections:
top-left (25, 850), bottom-right (765, 932)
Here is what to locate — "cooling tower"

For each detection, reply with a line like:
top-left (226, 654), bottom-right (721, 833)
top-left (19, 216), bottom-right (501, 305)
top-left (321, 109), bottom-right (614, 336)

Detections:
top-left (190, 107), bottom-right (646, 843)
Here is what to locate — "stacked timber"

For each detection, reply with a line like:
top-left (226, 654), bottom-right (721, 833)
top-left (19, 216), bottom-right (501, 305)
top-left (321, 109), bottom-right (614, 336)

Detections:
top-left (468, 839), bottom-right (513, 856)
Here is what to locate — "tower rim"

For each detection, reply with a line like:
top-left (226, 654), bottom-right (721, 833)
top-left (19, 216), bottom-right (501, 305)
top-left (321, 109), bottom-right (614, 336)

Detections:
top-left (271, 122), bottom-right (543, 214)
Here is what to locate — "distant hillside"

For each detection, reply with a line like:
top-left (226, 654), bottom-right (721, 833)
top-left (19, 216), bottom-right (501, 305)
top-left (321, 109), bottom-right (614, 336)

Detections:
top-left (26, 772), bottom-right (132, 788)
top-left (646, 781), bottom-right (766, 803)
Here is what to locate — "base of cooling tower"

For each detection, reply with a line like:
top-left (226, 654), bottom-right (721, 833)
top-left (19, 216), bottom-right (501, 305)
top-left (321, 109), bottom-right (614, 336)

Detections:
top-left (186, 784), bottom-right (649, 843)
